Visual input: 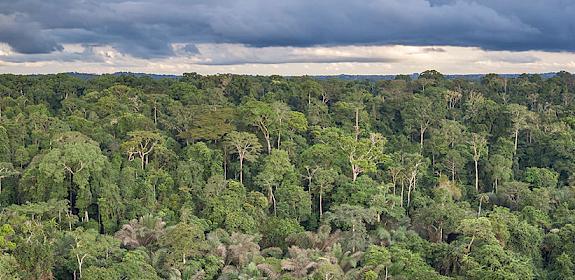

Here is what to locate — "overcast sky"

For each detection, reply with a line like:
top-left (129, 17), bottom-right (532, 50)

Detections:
top-left (1, 0), bottom-right (575, 75)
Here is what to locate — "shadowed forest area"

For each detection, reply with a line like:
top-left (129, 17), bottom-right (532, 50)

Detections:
top-left (1, 70), bottom-right (575, 279)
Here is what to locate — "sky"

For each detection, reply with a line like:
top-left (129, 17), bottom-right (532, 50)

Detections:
top-left (1, 0), bottom-right (575, 75)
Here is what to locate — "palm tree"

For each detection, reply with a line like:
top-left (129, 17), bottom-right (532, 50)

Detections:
top-left (286, 225), bottom-right (341, 252)
top-left (281, 247), bottom-right (320, 278)
top-left (114, 214), bottom-right (166, 249)
top-left (227, 232), bottom-right (261, 267)
top-left (328, 243), bottom-right (363, 273)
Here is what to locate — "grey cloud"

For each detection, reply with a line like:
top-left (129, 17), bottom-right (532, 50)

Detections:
top-left (183, 44), bottom-right (200, 55)
top-left (0, 13), bottom-right (63, 54)
top-left (188, 44), bottom-right (399, 65)
top-left (0, 45), bottom-right (104, 63)
top-left (485, 54), bottom-right (541, 64)
top-left (422, 47), bottom-right (447, 53)
top-left (196, 54), bottom-right (398, 65)
top-left (0, 0), bottom-right (573, 61)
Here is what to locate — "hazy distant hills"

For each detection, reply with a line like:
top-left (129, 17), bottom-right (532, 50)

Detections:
top-left (313, 73), bottom-right (559, 81)
top-left (65, 72), bottom-right (559, 81)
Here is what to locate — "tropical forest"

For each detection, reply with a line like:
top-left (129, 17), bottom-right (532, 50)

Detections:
top-left (1, 70), bottom-right (575, 279)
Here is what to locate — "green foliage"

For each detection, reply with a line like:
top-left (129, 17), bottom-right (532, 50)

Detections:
top-left (524, 167), bottom-right (559, 188)
top-left (0, 72), bottom-right (574, 278)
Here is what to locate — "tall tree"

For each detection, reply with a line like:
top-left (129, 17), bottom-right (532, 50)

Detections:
top-left (469, 133), bottom-right (488, 192)
top-left (122, 131), bottom-right (163, 170)
top-left (402, 94), bottom-right (444, 150)
top-left (256, 149), bottom-right (296, 215)
top-left (241, 100), bottom-right (275, 154)
top-left (507, 104), bottom-right (531, 152)
top-left (224, 131), bottom-right (262, 184)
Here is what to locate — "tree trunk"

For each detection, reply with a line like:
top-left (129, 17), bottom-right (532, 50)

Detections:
top-left (351, 162), bottom-right (359, 182)
top-left (514, 129), bottom-right (519, 152)
top-left (223, 150), bottom-right (228, 179)
top-left (354, 108), bottom-right (360, 141)
top-left (352, 224), bottom-right (356, 252)
top-left (271, 189), bottom-right (277, 216)
top-left (239, 158), bottom-right (244, 184)
top-left (265, 135), bottom-right (272, 154)
top-left (154, 106), bottom-right (158, 124)
top-left (77, 254), bottom-right (87, 279)
top-left (407, 183), bottom-right (412, 207)
top-left (451, 161), bottom-right (456, 181)
top-left (439, 226), bottom-right (443, 243)
top-left (478, 200), bottom-right (482, 217)
top-left (277, 130), bottom-right (281, 149)
top-left (319, 190), bottom-right (323, 217)
top-left (474, 159), bottom-right (479, 192)
top-left (400, 181), bottom-right (405, 207)
top-left (419, 126), bottom-right (426, 150)
top-left (467, 235), bottom-right (475, 252)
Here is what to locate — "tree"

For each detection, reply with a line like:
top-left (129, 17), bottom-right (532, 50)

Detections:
top-left (255, 149), bottom-right (297, 215)
top-left (281, 246), bottom-right (320, 278)
top-left (0, 224), bottom-right (15, 252)
top-left (270, 101), bottom-right (291, 149)
top-left (477, 193), bottom-right (490, 217)
top-left (388, 246), bottom-right (446, 280)
top-left (68, 228), bottom-right (119, 279)
top-left (524, 167), bottom-right (559, 188)
top-left (0, 162), bottom-right (18, 194)
top-left (0, 126), bottom-right (10, 162)
top-left (363, 245), bottom-right (391, 279)
top-left (241, 100), bottom-right (275, 154)
top-left (430, 120), bottom-right (469, 180)
top-left (224, 131), bottom-right (262, 184)
top-left (122, 131), bottom-right (162, 170)
top-left (402, 94), bottom-right (444, 149)
top-left (174, 105), bottom-right (235, 143)
top-left (457, 217), bottom-right (498, 251)
top-left (114, 214), bottom-right (166, 249)
top-left (310, 168), bottom-right (337, 217)
top-left (550, 253), bottom-right (575, 280)
top-left (469, 133), bottom-right (487, 192)
top-left (507, 104), bottom-right (531, 152)
top-left (23, 132), bottom-right (109, 219)
top-left (115, 250), bottom-right (161, 280)
top-left (487, 154), bottom-right (513, 193)
top-left (412, 190), bottom-right (466, 243)
top-left (318, 128), bottom-right (387, 181)
top-left (299, 144), bottom-right (338, 189)
top-left (159, 220), bottom-right (208, 269)
top-left (324, 204), bottom-right (378, 252)
top-left (276, 184), bottom-right (311, 222)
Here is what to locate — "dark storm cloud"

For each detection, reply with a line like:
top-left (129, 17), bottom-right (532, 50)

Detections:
top-left (0, 13), bottom-right (63, 53)
top-left (0, 45), bottom-right (103, 63)
top-left (0, 0), bottom-right (573, 61)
